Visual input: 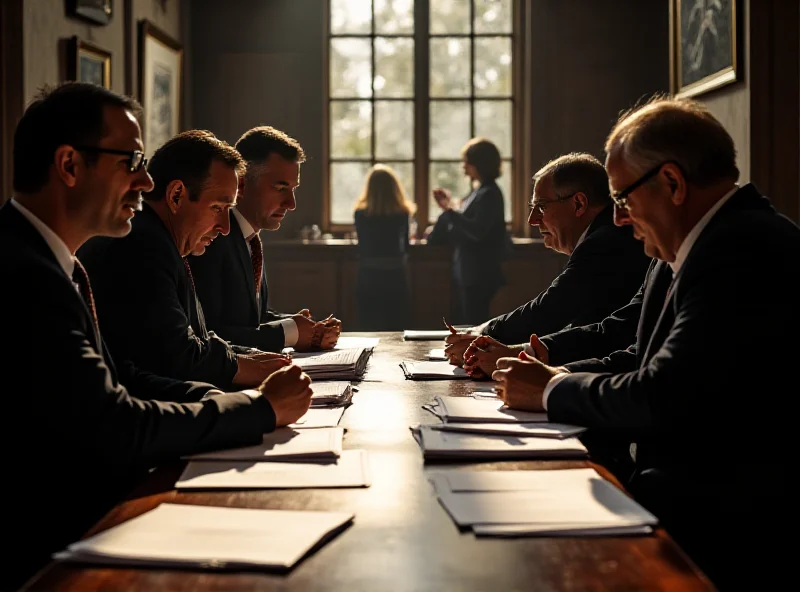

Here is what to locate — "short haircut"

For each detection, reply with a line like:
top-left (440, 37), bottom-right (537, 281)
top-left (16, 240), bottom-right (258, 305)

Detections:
top-left (13, 82), bottom-right (142, 194)
top-left (144, 130), bottom-right (246, 202)
top-left (235, 126), bottom-right (306, 179)
top-left (461, 137), bottom-right (502, 182)
top-left (605, 95), bottom-right (739, 186)
top-left (533, 153), bottom-right (610, 207)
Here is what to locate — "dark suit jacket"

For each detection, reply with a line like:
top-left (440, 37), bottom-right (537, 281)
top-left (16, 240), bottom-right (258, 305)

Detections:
top-left (189, 214), bottom-right (286, 353)
top-left (0, 203), bottom-right (275, 590)
top-left (546, 185), bottom-right (798, 559)
top-left (427, 181), bottom-right (509, 288)
top-left (79, 203), bottom-right (240, 389)
top-left (482, 205), bottom-right (650, 344)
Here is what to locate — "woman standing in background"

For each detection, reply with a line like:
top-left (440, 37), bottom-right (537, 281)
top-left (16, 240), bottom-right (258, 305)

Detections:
top-left (353, 164), bottom-right (416, 330)
top-left (427, 137), bottom-right (508, 325)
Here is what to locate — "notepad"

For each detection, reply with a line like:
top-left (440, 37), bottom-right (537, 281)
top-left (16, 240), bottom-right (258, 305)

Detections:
top-left (184, 427), bottom-right (343, 462)
top-left (431, 395), bottom-right (549, 422)
top-left (310, 381), bottom-right (354, 407)
top-left (290, 406), bottom-right (346, 429)
top-left (403, 330), bottom-right (452, 340)
top-left (429, 422), bottom-right (586, 439)
top-left (427, 348), bottom-right (448, 360)
top-left (400, 361), bottom-right (469, 380)
top-left (176, 450), bottom-right (371, 490)
top-left (291, 348), bottom-right (371, 380)
top-left (54, 503), bottom-right (354, 570)
top-left (417, 425), bottom-right (587, 460)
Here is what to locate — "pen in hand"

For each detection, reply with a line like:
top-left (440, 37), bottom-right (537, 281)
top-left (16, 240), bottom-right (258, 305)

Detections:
top-left (442, 316), bottom-right (457, 335)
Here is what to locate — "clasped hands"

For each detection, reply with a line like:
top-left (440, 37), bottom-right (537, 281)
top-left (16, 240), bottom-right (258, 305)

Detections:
top-left (293, 309), bottom-right (341, 351)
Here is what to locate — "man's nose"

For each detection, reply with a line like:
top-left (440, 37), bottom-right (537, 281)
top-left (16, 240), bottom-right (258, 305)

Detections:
top-left (218, 210), bottom-right (231, 235)
top-left (613, 204), bottom-right (631, 227)
top-left (133, 168), bottom-right (154, 193)
top-left (284, 191), bottom-right (297, 211)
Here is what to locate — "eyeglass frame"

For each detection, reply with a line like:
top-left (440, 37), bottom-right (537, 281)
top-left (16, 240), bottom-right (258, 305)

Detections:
top-left (528, 191), bottom-right (579, 216)
top-left (611, 160), bottom-right (683, 210)
top-left (73, 146), bottom-right (148, 173)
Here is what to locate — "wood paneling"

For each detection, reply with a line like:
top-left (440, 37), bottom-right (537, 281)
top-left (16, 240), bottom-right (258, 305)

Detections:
top-left (0, 0), bottom-right (23, 204)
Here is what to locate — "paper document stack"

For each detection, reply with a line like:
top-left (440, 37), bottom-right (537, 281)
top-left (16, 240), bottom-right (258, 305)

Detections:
top-left (426, 395), bottom-right (550, 423)
top-left (400, 361), bottom-right (469, 380)
top-left (291, 348), bottom-right (371, 380)
top-left (184, 427), bottom-right (344, 462)
top-left (54, 503), bottom-right (354, 570)
top-left (283, 336), bottom-right (379, 354)
top-left (310, 381), bottom-right (354, 407)
top-left (429, 468), bottom-right (657, 537)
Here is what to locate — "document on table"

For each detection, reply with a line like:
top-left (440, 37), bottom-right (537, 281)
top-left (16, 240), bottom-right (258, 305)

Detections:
top-left (183, 427), bottom-right (344, 462)
top-left (54, 503), bottom-right (354, 570)
top-left (403, 330), bottom-right (451, 341)
top-left (290, 406), bottom-right (346, 429)
top-left (291, 348), bottom-right (371, 380)
top-left (429, 422), bottom-right (586, 439)
top-left (176, 449), bottom-right (371, 490)
top-left (400, 361), bottom-right (469, 380)
top-left (430, 395), bottom-right (549, 422)
top-left (427, 348), bottom-right (448, 361)
top-left (283, 336), bottom-right (379, 354)
top-left (310, 381), bottom-right (354, 407)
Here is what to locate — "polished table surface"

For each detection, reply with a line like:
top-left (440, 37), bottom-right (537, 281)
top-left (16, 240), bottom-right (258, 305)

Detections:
top-left (25, 333), bottom-right (714, 591)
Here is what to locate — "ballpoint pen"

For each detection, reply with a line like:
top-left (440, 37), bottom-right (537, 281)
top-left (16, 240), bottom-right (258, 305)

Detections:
top-left (442, 316), bottom-right (457, 334)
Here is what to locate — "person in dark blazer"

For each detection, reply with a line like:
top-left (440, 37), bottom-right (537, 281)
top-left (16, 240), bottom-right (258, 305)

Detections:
top-left (427, 137), bottom-right (509, 325)
top-left (80, 131), bottom-right (291, 391)
top-left (0, 83), bottom-right (312, 590)
top-left (447, 153), bottom-right (650, 373)
top-left (491, 97), bottom-right (799, 589)
top-left (189, 126), bottom-right (340, 353)
top-left (352, 164), bottom-right (416, 330)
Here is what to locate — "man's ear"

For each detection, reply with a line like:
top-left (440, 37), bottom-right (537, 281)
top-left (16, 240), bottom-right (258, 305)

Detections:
top-left (662, 163), bottom-right (687, 205)
top-left (53, 145), bottom-right (80, 188)
top-left (572, 191), bottom-right (589, 216)
top-left (237, 176), bottom-right (246, 195)
top-left (165, 180), bottom-right (186, 214)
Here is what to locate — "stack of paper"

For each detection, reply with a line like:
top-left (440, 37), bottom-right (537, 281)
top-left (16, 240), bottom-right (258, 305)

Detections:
top-left (415, 425), bottom-right (587, 460)
top-left (429, 422), bottom-right (586, 439)
top-left (176, 450), bottom-right (371, 490)
top-left (291, 348), bottom-right (371, 380)
top-left (429, 468), bottom-right (657, 536)
top-left (427, 395), bottom-right (549, 422)
top-left (310, 381), bottom-right (354, 407)
top-left (54, 503), bottom-right (354, 570)
top-left (400, 361), bottom-right (469, 380)
top-left (403, 330), bottom-right (452, 341)
top-left (184, 427), bottom-right (344, 462)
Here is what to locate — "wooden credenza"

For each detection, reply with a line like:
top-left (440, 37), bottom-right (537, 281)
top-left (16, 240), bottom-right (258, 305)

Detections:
top-left (263, 238), bottom-right (568, 329)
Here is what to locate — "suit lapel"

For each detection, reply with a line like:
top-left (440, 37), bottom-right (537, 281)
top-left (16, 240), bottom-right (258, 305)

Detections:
top-left (230, 215), bottom-right (260, 317)
top-left (636, 260), bottom-right (673, 365)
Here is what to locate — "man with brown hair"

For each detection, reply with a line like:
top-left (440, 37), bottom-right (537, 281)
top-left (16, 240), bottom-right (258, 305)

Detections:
top-left (492, 97), bottom-right (799, 588)
top-left (190, 125), bottom-right (341, 353)
top-left (80, 130), bottom-right (291, 390)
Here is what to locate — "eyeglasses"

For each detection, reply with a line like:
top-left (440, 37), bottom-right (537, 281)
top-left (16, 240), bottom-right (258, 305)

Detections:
top-left (611, 161), bottom-right (680, 210)
top-left (73, 146), bottom-right (148, 173)
top-left (529, 192), bottom-right (577, 216)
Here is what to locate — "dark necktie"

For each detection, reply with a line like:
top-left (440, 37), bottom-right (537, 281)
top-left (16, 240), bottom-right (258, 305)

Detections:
top-left (72, 259), bottom-right (101, 347)
top-left (249, 233), bottom-right (263, 302)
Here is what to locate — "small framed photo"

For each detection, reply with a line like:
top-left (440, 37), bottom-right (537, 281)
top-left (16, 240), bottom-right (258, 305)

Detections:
top-left (67, 36), bottom-right (112, 89)
top-left (66, 0), bottom-right (113, 26)
top-left (139, 20), bottom-right (183, 157)
top-left (670, 0), bottom-right (741, 98)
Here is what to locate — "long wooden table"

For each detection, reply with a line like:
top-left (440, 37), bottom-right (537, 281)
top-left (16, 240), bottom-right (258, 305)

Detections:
top-left (24, 333), bottom-right (714, 591)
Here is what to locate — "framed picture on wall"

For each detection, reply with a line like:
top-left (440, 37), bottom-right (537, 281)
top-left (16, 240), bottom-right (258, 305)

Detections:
top-left (67, 36), bottom-right (112, 89)
top-left (66, 0), bottom-right (113, 26)
top-left (670, 0), bottom-right (741, 98)
top-left (139, 20), bottom-right (183, 157)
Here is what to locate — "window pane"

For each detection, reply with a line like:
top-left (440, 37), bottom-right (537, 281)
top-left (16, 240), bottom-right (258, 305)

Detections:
top-left (475, 100), bottom-right (512, 158)
top-left (474, 0), bottom-right (512, 33)
top-left (498, 160), bottom-right (512, 222)
top-left (430, 100), bottom-right (471, 159)
top-left (375, 38), bottom-right (414, 98)
top-left (375, 0), bottom-right (413, 34)
top-left (331, 0), bottom-right (372, 34)
top-left (429, 161), bottom-right (472, 222)
top-left (381, 161), bottom-right (415, 206)
top-left (331, 38), bottom-right (372, 98)
top-left (430, 0), bottom-right (470, 34)
top-left (474, 37), bottom-right (512, 97)
top-left (331, 101), bottom-right (372, 158)
top-left (430, 38), bottom-right (470, 98)
top-left (376, 101), bottom-right (414, 159)
top-left (331, 161), bottom-right (372, 224)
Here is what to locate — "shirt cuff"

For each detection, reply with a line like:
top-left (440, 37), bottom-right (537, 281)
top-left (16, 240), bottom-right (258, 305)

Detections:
top-left (280, 318), bottom-right (298, 347)
top-left (542, 372), bottom-right (570, 411)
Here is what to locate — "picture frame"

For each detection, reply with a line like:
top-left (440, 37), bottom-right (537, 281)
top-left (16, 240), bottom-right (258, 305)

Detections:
top-left (66, 0), bottom-right (113, 26)
top-left (670, 0), bottom-right (741, 98)
top-left (139, 20), bottom-right (183, 157)
top-left (67, 36), bottom-right (112, 89)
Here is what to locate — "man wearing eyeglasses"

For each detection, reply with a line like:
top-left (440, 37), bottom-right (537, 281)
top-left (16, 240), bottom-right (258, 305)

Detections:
top-left (445, 153), bottom-right (650, 374)
top-left (0, 82), bottom-right (312, 589)
top-left (490, 97), bottom-right (799, 589)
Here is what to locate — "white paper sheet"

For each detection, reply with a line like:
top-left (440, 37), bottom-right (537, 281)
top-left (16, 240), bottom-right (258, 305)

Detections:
top-left (290, 406), bottom-right (346, 429)
top-left (176, 450), bottom-right (371, 490)
top-left (418, 426), bottom-right (587, 460)
top-left (430, 422), bottom-right (585, 439)
top-left (435, 396), bottom-right (549, 422)
top-left (403, 330), bottom-right (451, 340)
top-left (427, 348), bottom-right (448, 360)
top-left (401, 362), bottom-right (469, 380)
top-left (184, 427), bottom-right (344, 462)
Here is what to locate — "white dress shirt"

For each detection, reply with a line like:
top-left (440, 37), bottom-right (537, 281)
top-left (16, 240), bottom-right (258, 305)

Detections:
top-left (540, 185), bottom-right (739, 411)
top-left (231, 208), bottom-right (298, 347)
top-left (11, 198), bottom-right (77, 281)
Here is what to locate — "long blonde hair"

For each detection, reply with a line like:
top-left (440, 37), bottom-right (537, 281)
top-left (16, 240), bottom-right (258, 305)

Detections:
top-left (354, 164), bottom-right (417, 216)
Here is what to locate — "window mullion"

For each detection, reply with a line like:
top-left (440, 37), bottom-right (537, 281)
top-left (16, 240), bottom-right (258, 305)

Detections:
top-left (414, 0), bottom-right (430, 234)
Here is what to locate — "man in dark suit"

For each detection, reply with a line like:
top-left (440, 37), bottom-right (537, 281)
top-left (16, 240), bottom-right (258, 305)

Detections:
top-left (80, 131), bottom-right (292, 391)
top-left (188, 126), bottom-right (340, 353)
top-left (0, 83), bottom-right (312, 590)
top-left (492, 97), bottom-right (799, 589)
top-left (448, 153), bottom-right (650, 375)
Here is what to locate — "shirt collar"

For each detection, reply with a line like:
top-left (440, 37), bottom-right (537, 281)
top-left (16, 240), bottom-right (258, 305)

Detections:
top-left (231, 207), bottom-right (256, 242)
top-left (11, 198), bottom-right (76, 278)
top-left (574, 224), bottom-right (590, 250)
top-left (670, 184), bottom-right (739, 274)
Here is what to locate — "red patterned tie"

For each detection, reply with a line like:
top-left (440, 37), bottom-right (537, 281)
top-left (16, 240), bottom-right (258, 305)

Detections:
top-left (249, 233), bottom-right (263, 302)
top-left (72, 259), bottom-right (101, 346)
top-left (183, 258), bottom-right (196, 294)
